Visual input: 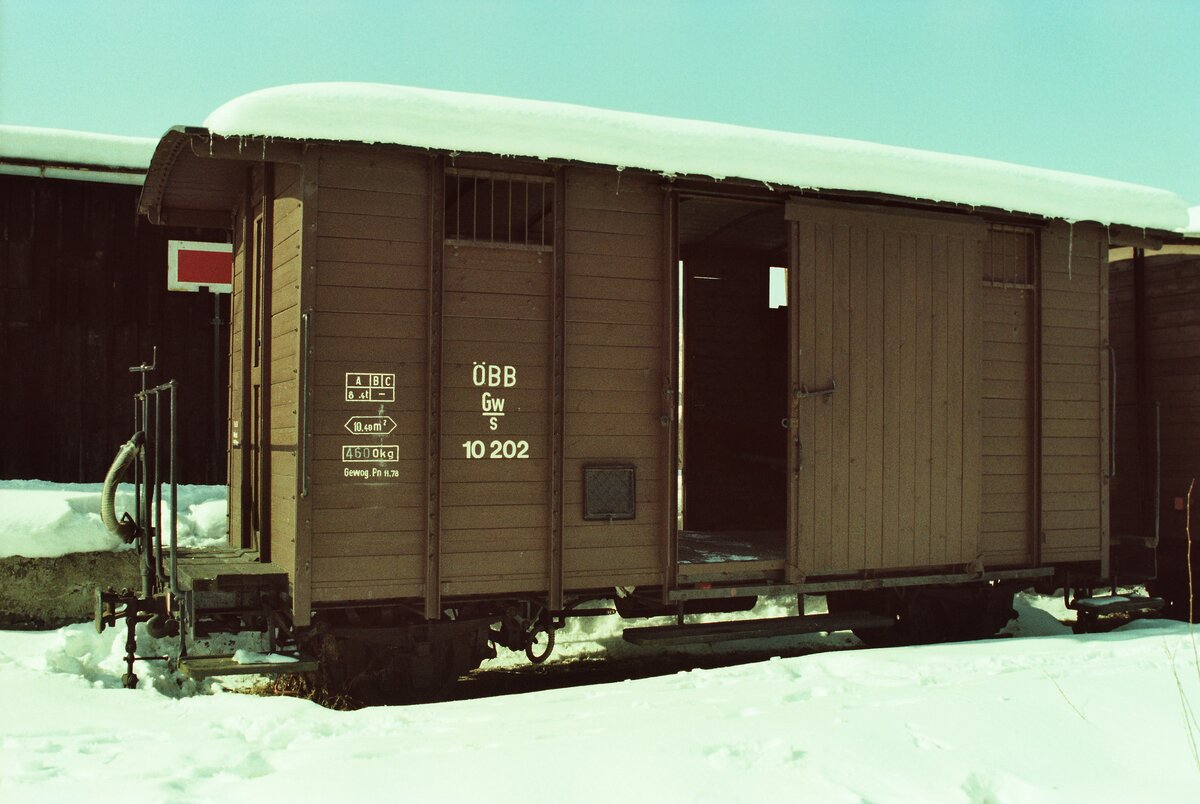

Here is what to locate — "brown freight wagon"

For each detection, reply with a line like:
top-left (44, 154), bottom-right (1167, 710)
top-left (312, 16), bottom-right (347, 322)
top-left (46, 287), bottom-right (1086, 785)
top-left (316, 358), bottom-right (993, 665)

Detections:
top-left (97, 85), bottom-right (1189, 690)
top-left (1109, 222), bottom-right (1200, 618)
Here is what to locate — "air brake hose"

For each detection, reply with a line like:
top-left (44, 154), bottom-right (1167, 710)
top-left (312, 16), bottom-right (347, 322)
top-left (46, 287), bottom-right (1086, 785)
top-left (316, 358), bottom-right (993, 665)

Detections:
top-left (101, 432), bottom-right (144, 544)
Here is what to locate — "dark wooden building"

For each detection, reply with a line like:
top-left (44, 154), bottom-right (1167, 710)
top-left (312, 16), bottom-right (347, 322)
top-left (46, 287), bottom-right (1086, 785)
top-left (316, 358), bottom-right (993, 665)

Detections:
top-left (0, 126), bottom-right (228, 483)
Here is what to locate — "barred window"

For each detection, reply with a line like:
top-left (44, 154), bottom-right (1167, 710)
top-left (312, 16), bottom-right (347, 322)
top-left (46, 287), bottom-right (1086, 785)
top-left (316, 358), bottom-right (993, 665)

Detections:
top-left (445, 169), bottom-right (554, 248)
top-left (984, 226), bottom-right (1036, 288)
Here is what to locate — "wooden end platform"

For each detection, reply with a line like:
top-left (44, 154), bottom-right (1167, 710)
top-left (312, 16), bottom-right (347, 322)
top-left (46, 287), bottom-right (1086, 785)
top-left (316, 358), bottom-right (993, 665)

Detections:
top-left (173, 548), bottom-right (290, 593)
top-left (178, 653), bottom-right (319, 680)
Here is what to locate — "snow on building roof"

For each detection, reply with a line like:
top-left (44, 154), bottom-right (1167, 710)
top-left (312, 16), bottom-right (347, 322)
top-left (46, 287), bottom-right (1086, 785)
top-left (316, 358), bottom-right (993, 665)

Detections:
top-left (203, 83), bottom-right (1188, 231)
top-left (0, 125), bottom-right (157, 185)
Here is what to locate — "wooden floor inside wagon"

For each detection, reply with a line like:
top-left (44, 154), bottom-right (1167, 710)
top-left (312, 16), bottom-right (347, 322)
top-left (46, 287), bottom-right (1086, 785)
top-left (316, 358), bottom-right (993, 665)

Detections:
top-left (677, 530), bottom-right (785, 564)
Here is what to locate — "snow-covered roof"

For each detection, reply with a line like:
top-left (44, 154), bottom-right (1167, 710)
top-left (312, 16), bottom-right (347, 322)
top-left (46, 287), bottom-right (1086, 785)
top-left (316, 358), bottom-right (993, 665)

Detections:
top-left (1185, 205), bottom-right (1200, 237)
top-left (203, 83), bottom-right (1188, 231)
top-left (0, 125), bottom-right (157, 185)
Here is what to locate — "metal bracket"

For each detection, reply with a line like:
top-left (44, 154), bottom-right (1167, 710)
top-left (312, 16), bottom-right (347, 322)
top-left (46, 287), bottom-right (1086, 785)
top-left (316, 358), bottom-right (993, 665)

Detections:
top-left (796, 380), bottom-right (837, 400)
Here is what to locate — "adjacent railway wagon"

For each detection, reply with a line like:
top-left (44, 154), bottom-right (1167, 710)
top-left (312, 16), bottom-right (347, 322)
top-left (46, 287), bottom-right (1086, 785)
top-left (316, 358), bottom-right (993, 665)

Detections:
top-left (1109, 224), bottom-right (1200, 617)
top-left (98, 85), bottom-right (1189, 691)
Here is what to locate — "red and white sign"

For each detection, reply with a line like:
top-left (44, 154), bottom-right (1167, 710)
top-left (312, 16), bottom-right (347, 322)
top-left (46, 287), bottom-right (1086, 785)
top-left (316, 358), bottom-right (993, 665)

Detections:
top-left (168, 240), bottom-right (233, 293)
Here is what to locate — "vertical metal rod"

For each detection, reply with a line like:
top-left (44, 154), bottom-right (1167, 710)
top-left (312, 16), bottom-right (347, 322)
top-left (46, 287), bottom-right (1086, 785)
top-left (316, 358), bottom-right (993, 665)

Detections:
top-left (213, 290), bottom-right (222, 481)
top-left (140, 374), bottom-right (150, 600)
top-left (170, 382), bottom-right (179, 596)
top-left (123, 614), bottom-right (138, 688)
top-left (132, 393), bottom-right (140, 537)
top-left (139, 443), bottom-right (150, 599)
top-left (154, 392), bottom-right (163, 586)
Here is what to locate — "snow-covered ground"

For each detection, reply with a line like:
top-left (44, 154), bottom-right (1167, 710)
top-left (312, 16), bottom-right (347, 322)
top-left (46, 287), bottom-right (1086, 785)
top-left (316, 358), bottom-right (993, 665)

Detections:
top-left (2, 592), bottom-right (1200, 802)
top-left (0, 480), bottom-right (228, 558)
top-left (3, 482), bottom-right (1199, 799)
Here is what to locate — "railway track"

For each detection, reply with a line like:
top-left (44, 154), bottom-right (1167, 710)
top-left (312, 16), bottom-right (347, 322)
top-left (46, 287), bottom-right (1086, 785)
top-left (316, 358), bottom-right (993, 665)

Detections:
top-left (451, 630), bottom-right (865, 702)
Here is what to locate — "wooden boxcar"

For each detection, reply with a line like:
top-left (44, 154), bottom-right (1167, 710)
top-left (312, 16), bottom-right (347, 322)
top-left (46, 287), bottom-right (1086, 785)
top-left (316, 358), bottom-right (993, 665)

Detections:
top-left (127, 85), bottom-right (1188, 687)
top-left (1, 126), bottom-right (229, 483)
top-left (1109, 223), bottom-right (1200, 616)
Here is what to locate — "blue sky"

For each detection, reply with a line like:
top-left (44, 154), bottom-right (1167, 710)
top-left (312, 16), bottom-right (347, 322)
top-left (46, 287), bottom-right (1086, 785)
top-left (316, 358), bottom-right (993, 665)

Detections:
top-left (2, 0), bottom-right (1197, 202)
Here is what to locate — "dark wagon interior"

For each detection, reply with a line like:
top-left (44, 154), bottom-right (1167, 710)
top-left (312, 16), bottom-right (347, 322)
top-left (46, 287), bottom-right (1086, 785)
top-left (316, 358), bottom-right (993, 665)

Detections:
top-left (677, 195), bottom-right (788, 568)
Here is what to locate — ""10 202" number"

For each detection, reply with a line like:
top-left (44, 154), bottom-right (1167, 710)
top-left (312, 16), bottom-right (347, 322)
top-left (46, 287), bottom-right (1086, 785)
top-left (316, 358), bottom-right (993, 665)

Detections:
top-left (462, 439), bottom-right (530, 459)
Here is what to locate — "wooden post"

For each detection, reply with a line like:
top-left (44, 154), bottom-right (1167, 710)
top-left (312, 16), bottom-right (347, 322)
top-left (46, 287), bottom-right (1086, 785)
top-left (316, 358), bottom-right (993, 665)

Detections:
top-left (425, 155), bottom-right (445, 620)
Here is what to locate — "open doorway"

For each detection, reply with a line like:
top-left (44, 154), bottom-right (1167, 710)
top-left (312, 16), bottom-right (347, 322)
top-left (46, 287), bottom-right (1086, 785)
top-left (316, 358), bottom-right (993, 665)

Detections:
top-left (677, 195), bottom-right (788, 567)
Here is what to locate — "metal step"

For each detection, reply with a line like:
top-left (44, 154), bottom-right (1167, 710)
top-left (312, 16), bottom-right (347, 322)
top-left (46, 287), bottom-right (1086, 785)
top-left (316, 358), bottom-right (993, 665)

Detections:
top-left (1073, 595), bottom-right (1165, 616)
top-left (1072, 594), bottom-right (1166, 634)
top-left (622, 612), bottom-right (893, 647)
top-left (178, 652), bottom-right (319, 681)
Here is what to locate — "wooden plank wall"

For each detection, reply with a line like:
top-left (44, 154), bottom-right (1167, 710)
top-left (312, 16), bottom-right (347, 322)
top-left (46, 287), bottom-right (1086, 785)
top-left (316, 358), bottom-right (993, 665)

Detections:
top-left (1110, 252), bottom-right (1200, 545)
top-left (227, 191), bottom-right (246, 547)
top-left (298, 154), bottom-right (670, 603)
top-left (1039, 223), bottom-right (1107, 566)
top-left (562, 168), bottom-right (665, 589)
top-left (268, 164), bottom-right (303, 577)
top-left (0, 174), bottom-right (228, 483)
top-left (980, 228), bottom-right (1036, 567)
top-left (440, 243), bottom-right (551, 594)
top-left (789, 202), bottom-right (983, 575)
top-left (308, 147), bottom-right (430, 603)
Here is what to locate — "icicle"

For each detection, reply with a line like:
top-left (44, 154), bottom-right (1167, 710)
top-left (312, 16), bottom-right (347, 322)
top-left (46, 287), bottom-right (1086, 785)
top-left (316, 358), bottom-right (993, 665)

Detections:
top-left (1067, 221), bottom-right (1074, 280)
top-left (261, 137), bottom-right (266, 161)
top-left (615, 165), bottom-right (624, 195)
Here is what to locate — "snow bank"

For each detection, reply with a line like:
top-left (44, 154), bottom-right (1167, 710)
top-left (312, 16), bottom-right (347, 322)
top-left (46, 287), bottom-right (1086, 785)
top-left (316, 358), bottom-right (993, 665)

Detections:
top-left (203, 83), bottom-right (1188, 231)
top-left (0, 481), bottom-right (228, 558)
top-left (0, 125), bottom-right (156, 170)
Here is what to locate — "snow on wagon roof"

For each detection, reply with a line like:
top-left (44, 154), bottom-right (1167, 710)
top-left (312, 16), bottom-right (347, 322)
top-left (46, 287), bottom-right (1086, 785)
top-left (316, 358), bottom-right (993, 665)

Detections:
top-left (0, 125), bottom-right (157, 184)
top-left (1186, 205), bottom-right (1200, 236)
top-left (203, 83), bottom-right (1189, 231)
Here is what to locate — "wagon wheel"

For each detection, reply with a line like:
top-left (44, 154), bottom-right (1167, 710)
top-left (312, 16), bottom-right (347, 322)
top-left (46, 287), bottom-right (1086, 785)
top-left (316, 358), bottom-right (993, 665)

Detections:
top-left (524, 625), bottom-right (556, 664)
